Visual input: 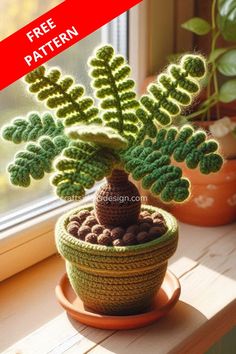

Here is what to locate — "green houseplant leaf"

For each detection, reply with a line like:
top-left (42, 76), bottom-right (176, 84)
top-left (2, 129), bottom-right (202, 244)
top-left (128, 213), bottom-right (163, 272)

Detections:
top-left (209, 47), bottom-right (228, 62)
top-left (219, 79), bottom-right (236, 102)
top-left (218, 0), bottom-right (236, 42)
top-left (217, 49), bottom-right (236, 76)
top-left (181, 17), bottom-right (211, 35)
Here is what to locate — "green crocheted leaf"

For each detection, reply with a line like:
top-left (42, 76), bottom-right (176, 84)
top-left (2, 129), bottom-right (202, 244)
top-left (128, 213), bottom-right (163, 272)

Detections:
top-left (122, 144), bottom-right (190, 203)
top-left (135, 54), bottom-right (207, 144)
top-left (1, 112), bottom-right (64, 144)
top-left (51, 141), bottom-right (119, 200)
top-left (24, 66), bottom-right (100, 126)
top-left (8, 136), bottom-right (69, 187)
top-left (152, 125), bottom-right (223, 174)
top-left (66, 125), bottom-right (128, 150)
top-left (122, 124), bottom-right (223, 203)
top-left (89, 45), bottom-right (139, 145)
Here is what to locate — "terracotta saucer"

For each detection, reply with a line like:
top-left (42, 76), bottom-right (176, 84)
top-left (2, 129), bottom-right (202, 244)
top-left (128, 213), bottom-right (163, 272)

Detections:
top-left (55, 270), bottom-right (181, 330)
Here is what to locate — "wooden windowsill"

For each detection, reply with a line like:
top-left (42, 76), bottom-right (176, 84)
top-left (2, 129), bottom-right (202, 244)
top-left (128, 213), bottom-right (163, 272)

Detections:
top-left (1, 221), bottom-right (236, 354)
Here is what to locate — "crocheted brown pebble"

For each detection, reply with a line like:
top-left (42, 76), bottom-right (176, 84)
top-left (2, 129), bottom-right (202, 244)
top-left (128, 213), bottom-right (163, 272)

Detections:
top-left (77, 209), bottom-right (91, 223)
top-left (153, 219), bottom-right (167, 234)
top-left (77, 225), bottom-right (91, 240)
top-left (139, 222), bottom-right (152, 232)
top-left (110, 227), bottom-right (125, 240)
top-left (113, 238), bottom-right (125, 246)
top-left (149, 226), bottom-right (164, 239)
top-left (69, 215), bottom-right (81, 224)
top-left (67, 222), bottom-right (79, 236)
top-left (137, 231), bottom-right (150, 244)
top-left (85, 233), bottom-right (97, 244)
top-left (91, 224), bottom-right (104, 235)
top-left (142, 216), bottom-right (153, 224)
top-left (153, 218), bottom-right (166, 227)
top-left (126, 224), bottom-right (139, 234)
top-left (72, 208), bottom-right (167, 246)
top-left (152, 211), bottom-right (165, 221)
top-left (140, 211), bottom-right (150, 218)
top-left (123, 232), bottom-right (136, 245)
top-left (68, 220), bottom-right (80, 227)
top-left (83, 216), bottom-right (98, 227)
top-left (103, 228), bottom-right (111, 237)
top-left (97, 234), bottom-right (112, 246)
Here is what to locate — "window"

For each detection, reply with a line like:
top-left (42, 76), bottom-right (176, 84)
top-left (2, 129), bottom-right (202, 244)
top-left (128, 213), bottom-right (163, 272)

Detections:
top-left (0, 1), bottom-right (128, 230)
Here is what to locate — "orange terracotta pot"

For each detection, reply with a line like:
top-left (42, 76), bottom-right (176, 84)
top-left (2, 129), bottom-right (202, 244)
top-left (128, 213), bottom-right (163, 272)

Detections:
top-left (170, 159), bottom-right (236, 226)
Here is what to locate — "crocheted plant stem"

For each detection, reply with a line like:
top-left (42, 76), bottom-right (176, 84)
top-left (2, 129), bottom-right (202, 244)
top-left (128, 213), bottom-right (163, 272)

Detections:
top-left (2, 112), bottom-right (64, 144)
top-left (24, 66), bottom-right (101, 126)
top-left (89, 45), bottom-right (139, 145)
top-left (135, 54), bottom-right (207, 145)
top-left (95, 169), bottom-right (141, 226)
top-left (122, 125), bottom-right (223, 203)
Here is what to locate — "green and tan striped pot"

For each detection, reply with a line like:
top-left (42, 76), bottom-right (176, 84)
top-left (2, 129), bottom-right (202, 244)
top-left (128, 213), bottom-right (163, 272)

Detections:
top-left (55, 204), bottom-right (178, 315)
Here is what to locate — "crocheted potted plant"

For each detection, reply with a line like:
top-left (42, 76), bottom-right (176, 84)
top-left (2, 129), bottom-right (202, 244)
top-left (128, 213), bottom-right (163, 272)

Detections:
top-left (1, 45), bottom-right (223, 315)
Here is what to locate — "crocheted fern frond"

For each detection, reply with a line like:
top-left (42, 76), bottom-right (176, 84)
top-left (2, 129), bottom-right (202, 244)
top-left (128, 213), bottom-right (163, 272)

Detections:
top-left (152, 125), bottom-right (223, 174)
top-left (24, 66), bottom-right (100, 127)
top-left (122, 125), bottom-right (223, 203)
top-left (135, 54), bottom-right (207, 144)
top-left (66, 125), bottom-right (128, 150)
top-left (51, 141), bottom-right (119, 200)
top-left (2, 112), bottom-right (64, 144)
top-left (8, 136), bottom-right (69, 187)
top-left (89, 45), bottom-right (139, 144)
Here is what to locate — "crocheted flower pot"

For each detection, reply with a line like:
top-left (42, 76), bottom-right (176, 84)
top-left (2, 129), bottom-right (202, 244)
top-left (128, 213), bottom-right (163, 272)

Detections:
top-left (55, 204), bottom-right (178, 315)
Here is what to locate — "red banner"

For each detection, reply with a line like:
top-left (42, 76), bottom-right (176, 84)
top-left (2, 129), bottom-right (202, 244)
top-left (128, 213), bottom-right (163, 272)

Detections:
top-left (0, 0), bottom-right (142, 90)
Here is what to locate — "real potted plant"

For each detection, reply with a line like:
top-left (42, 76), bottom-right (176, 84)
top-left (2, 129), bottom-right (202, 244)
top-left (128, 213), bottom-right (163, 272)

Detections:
top-left (139, 0), bottom-right (236, 226)
top-left (169, 0), bottom-right (236, 226)
top-left (1, 45), bottom-right (223, 319)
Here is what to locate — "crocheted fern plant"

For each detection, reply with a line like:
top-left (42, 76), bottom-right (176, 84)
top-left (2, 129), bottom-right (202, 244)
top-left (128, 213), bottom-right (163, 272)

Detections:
top-left (2, 45), bottom-right (223, 211)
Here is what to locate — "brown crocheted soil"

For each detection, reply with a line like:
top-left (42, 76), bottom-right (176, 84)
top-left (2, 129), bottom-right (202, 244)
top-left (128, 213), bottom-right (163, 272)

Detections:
top-left (67, 209), bottom-right (167, 246)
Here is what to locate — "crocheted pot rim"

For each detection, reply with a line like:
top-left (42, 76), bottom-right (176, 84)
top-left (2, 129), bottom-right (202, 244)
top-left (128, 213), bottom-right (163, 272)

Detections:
top-left (55, 204), bottom-right (178, 257)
